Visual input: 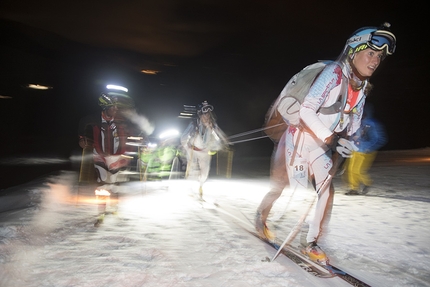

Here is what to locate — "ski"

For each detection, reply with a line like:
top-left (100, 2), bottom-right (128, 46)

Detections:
top-left (246, 228), bottom-right (334, 278)
top-left (325, 265), bottom-right (371, 287)
top-left (211, 203), bottom-right (372, 286)
top-left (286, 245), bottom-right (372, 287)
top-left (209, 203), bottom-right (333, 277)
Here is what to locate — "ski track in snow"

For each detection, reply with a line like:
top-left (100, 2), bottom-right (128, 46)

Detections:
top-left (1, 152), bottom-right (430, 287)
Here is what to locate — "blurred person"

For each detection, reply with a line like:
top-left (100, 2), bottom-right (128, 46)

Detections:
top-left (256, 23), bottom-right (396, 264)
top-left (181, 101), bottom-right (229, 199)
top-left (78, 90), bottom-right (136, 226)
top-left (158, 135), bottom-right (186, 180)
top-left (345, 104), bottom-right (387, 195)
top-left (144, 133), bottom-right (184, 181)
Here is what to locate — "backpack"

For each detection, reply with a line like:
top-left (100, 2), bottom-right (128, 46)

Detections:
top-left (264, 61), bottom-right (347, 142)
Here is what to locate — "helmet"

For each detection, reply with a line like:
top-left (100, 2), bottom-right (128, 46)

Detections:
top-left (345, 22), bottom-right (396, 58)
top-left (98, 93), bottom-right (115, 109)
top-left (98, 92), bottom-right (134, 110)
top-left (197, 101), bottom-right (214, 115)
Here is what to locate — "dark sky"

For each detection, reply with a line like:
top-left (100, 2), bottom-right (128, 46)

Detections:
top-left (0, 1), bottom-right (428, 160)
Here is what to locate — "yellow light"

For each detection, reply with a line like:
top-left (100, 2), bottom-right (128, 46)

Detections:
top-left (140, 69), bottom-right (159, 75)
top-left (27, 84), bottom-right (52, 90)
top-left (121, 154), bottom-right (134, 159)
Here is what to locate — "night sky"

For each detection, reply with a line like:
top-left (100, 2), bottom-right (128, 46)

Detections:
top-left (0, 1), bottom-right (428, 162)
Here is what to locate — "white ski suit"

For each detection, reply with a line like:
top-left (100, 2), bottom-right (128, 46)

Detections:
top-left (257, 61), bottom-right (367, 243)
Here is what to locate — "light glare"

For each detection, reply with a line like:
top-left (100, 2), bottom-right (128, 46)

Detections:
top-left (106, 85), bottom-right (128, 92)
top-left (95, 189), bottom-right (110, 196)
top-left (159, 129), bottom-right (179, 139)
top-left (27, 84), bottom-right (52, 90)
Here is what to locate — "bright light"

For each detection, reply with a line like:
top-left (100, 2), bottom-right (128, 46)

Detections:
top-left (159, 129), bottom-right (179, 139)
top-left (126, 142), bottom-right (143, 147)
top-left (95, 189), bottom-right (111, 196)
top-left (126, 136), bottom-right (144, 147)
top-left (106, 85), bottom-right (128, 92)
top-left (27, 84), bottom-right (52, 90)
top-left (148, 142), bottom-right (157, 148)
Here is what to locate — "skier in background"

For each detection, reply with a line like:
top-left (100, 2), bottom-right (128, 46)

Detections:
top-left (78, 90), bottom-right (136, 226)
top-left (181, 101), bottom-right (229, 199)
top-left (344, 104), bottom-right (387, 195)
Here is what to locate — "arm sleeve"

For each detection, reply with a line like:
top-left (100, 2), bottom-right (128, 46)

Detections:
top-left (78, 114), bottom-right (98, 140)
top-left (300, 64), bottom-right (343, 141)
top-left (180, 122), bottom-right (195, 148)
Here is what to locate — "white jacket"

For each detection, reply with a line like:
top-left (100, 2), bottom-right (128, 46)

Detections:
top-left (300, 62), bottom-right (366, 142)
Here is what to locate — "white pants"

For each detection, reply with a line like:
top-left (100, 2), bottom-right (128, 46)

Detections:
top-left (185, 148), bottom-right (212, 187)
top-left (285, 127), bottom-right (333, 243)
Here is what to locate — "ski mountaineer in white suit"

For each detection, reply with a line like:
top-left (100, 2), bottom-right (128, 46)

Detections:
top-left (181, 101), bottom-right (229, 199)
top-left (256, 23), bottom-right (396, 264)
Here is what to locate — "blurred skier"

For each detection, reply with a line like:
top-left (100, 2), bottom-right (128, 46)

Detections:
top-left (256, 23), bottom-right (396, 264)
top-left (345, 104), bottom-right (387, 195)
top-left (181, 101), bottom-right (229, 199)
top-left (78, 90), bottom-right (136, 226)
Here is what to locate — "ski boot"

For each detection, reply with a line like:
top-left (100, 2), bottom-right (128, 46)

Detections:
top-left (345, 189), bottom-right (360, 195)
top-left (361, 185), bottom-right (370, 195)
top-left (255, 213), bottom-right (275, 241)
top-left (94, 213), bottom-right (105, 227)
top-left (301, 241), bottom-right (329, 265)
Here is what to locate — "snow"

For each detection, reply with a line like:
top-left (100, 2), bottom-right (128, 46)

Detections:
top-left (1, 149), bottom-right (430, 287)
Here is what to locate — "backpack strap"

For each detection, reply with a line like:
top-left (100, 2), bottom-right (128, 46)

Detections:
top-left (319, 76), bottom-right (348, 115)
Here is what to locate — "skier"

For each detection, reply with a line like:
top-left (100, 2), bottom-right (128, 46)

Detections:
top-left (344, 104), bottom-right (387, 195)
top-left (181, 101), bottom-right (229, 199)
top-left (78, 90), bottom-right (136, 226)
top-left (255, 23), bottom-right (396, 264)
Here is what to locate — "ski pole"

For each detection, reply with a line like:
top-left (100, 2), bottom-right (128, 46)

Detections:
top-left (270, 152), bottom-right (343, 262)
top-left (270, 189), bottom-right (318, 262)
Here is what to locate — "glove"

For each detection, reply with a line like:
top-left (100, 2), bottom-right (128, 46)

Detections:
top-left (79, 137), bottom-right (86, 149)
top-left (79, 136), bottom-right (93, 148)
top-left (336, 138), bottom-right (358, 158)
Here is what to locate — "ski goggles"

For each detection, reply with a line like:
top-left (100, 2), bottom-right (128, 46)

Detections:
top-left (367, 30), bottom-right (396, 55)
top-left (200, 104), bottom-right (214, 113)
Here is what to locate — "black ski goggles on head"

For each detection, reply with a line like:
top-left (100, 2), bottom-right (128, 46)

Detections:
top-left (367, 30), bottom-right (396, 55)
